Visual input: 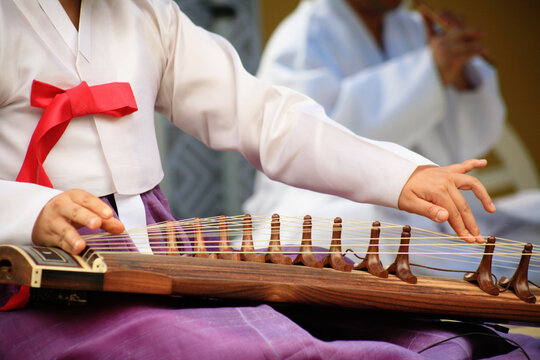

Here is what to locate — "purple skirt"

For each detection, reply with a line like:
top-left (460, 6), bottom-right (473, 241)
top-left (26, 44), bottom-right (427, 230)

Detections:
top-left (1, 186), bottom-right (539, 359)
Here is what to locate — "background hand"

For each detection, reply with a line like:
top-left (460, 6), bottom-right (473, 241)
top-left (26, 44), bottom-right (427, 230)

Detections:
top-left (32, 189), bottom-right (125, 254)
top-left (397, 159), bottom-right (496, 243)
top-left (423, 10), bottom-right (487, 89)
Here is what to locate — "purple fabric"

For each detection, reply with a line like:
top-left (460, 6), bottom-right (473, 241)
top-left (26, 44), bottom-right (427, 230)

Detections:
top-left (1, 295), bottom-right (539, 359)
top-left (1, 185), bottom-right (539, 359)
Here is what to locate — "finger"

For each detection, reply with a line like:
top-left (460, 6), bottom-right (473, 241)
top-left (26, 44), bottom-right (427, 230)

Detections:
top-left (101, 217), bottom-right (125, 234)
top-left (446, 184), bottom-right (483, 243)
top-left (52, 189), bottom-right (118, 230)
top-left (447, 159), bottom-right (487, 174)
top-left (453, 43), bottom-right (486, 60)
top-left (54, 201), bottom-right (107, 231)
top-left (441, 29), bottom-right (483, 52)
top-left (399, 192), bottom-right (449, 224)
top-left (38, 217), bottom-right (87, 254)
top-left (442, 40), bottom-right (484, 63)
top-left (58, 202), bottom-right (126, 235)
top-left (431, 187), bottom-right (476, 242)
top-left (68, 189), bottom-right (114, 219)
top-left (454, 173), bottom-right (496, 213)
top-left (57, 226), bottom-right (87, 254)
top-left (448, 28), bottom-right (483, 42)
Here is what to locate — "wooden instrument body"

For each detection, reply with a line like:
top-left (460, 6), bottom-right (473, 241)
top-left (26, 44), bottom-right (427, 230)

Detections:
top-left (1, 245), bottom-right (539, 324)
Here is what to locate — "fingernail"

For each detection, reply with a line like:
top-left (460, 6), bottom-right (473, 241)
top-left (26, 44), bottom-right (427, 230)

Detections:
top-left (89, 218), bottom-right (99, 229)
top-left (102, 208), bottom-right (113, 217)
top-left (435, 210), bottom-right (445, 222)
top-left (73, 240), bottom-right (83, 253)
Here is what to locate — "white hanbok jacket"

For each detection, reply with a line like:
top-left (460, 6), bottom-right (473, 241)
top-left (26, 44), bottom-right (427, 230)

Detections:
top-left (0, 0), bottom-right (431, 245)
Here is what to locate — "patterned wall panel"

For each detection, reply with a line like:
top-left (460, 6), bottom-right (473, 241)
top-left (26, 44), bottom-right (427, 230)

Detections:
top-left (157, 0), bottom-right (261, 219)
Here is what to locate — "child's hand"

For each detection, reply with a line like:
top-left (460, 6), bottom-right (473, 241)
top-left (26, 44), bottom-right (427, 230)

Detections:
top-left (32, 189), bottom-right (125, 254)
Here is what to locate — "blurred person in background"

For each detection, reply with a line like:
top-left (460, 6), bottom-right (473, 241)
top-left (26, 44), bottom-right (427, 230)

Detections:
top-left (244, 0), bottom-right (540, 278)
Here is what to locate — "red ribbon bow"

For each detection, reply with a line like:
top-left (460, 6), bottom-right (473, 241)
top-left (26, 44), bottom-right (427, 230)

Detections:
top-left (16, 80), bottom-right (138, 187)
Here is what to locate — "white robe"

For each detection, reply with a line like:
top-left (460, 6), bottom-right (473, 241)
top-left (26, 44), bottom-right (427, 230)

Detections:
top-left (0, 0), bottom-right (431, 245)
top-left (243, 0), bottom-right (540, 280)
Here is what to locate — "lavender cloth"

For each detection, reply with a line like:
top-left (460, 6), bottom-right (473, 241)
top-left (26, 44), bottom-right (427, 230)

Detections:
top-left (1, 296), bottom-right (539, 360)
top-left (1, 185), bottom-right (539, 359)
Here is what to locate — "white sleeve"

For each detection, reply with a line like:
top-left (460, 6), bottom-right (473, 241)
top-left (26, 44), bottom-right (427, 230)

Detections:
top-left (154, 4), bottom-right (434, 209)
top-left (0, 180), bottom-right (62, 245)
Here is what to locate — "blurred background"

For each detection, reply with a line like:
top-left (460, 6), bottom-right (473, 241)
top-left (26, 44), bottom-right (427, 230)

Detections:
top-left (158, 0), bottom-right (539, 219)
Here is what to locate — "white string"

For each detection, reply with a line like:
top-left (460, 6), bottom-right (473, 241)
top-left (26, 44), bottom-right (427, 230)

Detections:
top-left (82, 214), bottom-right (540, 277)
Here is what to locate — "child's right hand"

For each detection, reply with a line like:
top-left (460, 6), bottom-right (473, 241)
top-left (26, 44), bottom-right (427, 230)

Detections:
top-left (32, 189), bottom-right (125, 254)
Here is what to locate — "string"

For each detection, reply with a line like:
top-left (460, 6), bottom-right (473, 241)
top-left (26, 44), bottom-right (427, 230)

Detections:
top-left (80, 215), bottom-right (540, 282)
top-left (81, 215), bottom-right (538, 253)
